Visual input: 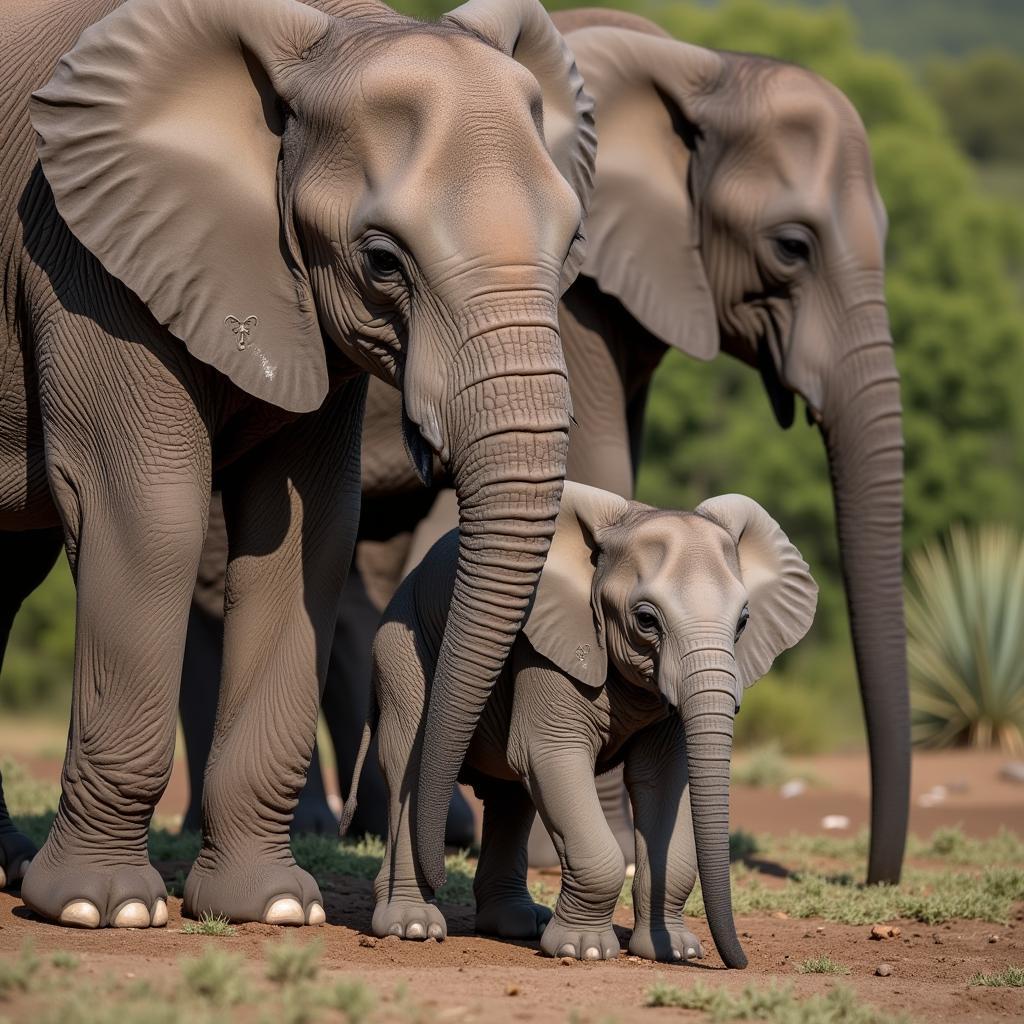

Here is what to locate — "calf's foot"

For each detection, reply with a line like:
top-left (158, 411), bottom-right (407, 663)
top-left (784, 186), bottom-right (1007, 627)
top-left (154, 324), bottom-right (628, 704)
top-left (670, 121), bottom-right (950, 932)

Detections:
top-left (0, 829), bottom-right (35, 890)
top-left (628, 922), bottom-right (704, 962)
top-left (475, 894), bottom-right (551, 939)
top-left (540, 917), bottom-right (619, 960)
top-left (372, 898), bottom-right (446, 941)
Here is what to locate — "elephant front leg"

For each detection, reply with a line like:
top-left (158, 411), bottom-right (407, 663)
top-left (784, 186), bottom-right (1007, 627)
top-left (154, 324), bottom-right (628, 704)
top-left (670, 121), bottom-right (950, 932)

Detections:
top-left (473, 779), bottom-right (550, 939)
top-left (527, 748), bottom-right (624, 960)
top-left (20, 391), bottom-right (211, 929)
top-left (624, 717), bottom-right (703, 963)
top-left (184, 382), bottom-right (365, 926)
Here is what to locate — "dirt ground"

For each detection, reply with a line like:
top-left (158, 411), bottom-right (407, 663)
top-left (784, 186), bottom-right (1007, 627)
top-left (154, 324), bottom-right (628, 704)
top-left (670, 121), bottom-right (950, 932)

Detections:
top-left (0, 743), bottom-right (1022, 1022)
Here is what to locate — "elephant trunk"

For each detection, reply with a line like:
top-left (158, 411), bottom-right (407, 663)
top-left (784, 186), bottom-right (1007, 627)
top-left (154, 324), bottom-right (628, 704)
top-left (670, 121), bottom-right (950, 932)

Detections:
top-left (416, 321), bottom-right (571, 890)
top-left (673, 648), bottom-right (747, 969)
top-left (821, 301), bottom-right (908, 885)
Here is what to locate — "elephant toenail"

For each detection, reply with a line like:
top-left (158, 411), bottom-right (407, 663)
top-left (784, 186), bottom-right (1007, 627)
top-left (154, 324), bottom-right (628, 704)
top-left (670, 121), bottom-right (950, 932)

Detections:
top-left (60, 900), bottom-right (100, 929)
top-left (307, 903), bottom-right (325, 926)
top-left (265, 897), bottom-right (305, 926)
top-left (557, 943), bottom-right (576, 958)
top-left (672, 948), bottom-right (682, 960)
top-left (686, 946), bottom-right (697, 959)
top-left (113, 901), bottom-right (150, 928)
top-left (428, 924), bottom-right (444, 940)
top-left (406, 922), bottom-right (425, 939)
top-left (388, 923), bottom-right (404, 936)
top-left (151, 900), bottom-right (168, 927)
top-left (583, 947), bottom-right (600, 960)
top-left (0, 867), bottom-right (6, 890)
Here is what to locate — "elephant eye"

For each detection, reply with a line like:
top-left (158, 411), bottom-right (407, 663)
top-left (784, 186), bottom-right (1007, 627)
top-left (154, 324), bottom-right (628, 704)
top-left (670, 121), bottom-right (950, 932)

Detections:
top-left (735, 605), bottom-right (750, 642)
top-left (365, 246), bottom-right (403, 279)
top-left (773, 232), bottom-right (812, 267)
top-left (634, 607), bottom-right (660, 634)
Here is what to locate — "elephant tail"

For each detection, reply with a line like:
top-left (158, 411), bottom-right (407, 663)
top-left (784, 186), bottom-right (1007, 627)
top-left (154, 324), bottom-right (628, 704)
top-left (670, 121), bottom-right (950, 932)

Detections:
top-left (339, 698), bottom-right (378, 838)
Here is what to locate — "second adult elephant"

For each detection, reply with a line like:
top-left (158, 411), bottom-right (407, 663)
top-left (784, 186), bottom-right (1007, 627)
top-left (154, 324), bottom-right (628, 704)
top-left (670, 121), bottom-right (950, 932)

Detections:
top-left (182, 8), bottom-right (909, 885)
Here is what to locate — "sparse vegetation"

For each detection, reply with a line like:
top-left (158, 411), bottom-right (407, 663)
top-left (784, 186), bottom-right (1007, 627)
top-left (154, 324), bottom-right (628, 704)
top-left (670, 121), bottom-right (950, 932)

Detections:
top-left (732, 743), bottom-right (821, 789)
top-left (645, 980), bottom-right (906, 1022)
top-left (0, 943), bottom-right (39, 999)
top-left (265, 936), bottom-right (322, 986)
top-left (49, 951), bottom-right (78, 970)
top-left (182, 912), bottom-right (236, 937)
top-left (327, 979), bottom-right (376, 1023)
top-left (180, 948), bottom-right (247, 1008)
top-left (798, 955), bottom-right (849, 975)
top-left (970, 966), bottom-right (1024, 987)
top-left (906, 525), bottom-right (1024, 753)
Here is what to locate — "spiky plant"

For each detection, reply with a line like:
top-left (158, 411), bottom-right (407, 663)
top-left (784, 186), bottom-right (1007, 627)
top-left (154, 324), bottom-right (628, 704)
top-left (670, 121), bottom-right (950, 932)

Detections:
top-left (906, 525), bottom-right (1024, 753)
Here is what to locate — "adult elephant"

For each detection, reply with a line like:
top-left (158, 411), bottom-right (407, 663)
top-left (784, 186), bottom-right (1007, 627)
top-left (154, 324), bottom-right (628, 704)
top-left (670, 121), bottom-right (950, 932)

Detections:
top-left (0, 0), bottom-right (596, 927)
top-left (184, 6), bottom-right (909, 886)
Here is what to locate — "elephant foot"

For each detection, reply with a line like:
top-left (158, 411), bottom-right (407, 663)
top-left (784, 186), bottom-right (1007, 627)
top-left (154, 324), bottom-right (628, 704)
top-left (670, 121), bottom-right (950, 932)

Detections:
top-left (0, 827), bottom-right (36, 890)
top-left (371, 898), bottom-right (446, 941)
top-left (475, 895), bottom-right (551, 939)
top-left (21, 843), bottom-right (167, 929)
top-left (184, 856), bottom-right (324, 925)
top-left (628, 922), bottom-right (704, 963)
top-left (540, 917), bottom-right (620, 960)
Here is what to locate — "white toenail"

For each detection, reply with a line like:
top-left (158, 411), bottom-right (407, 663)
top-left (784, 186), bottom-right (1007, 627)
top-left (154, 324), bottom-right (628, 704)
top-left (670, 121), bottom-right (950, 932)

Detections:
top-left (584, 947), bottom-right (600, 960)
top-left (307, 903), bottom-right (325, 926)
top-left (388, 923), bottom-right (403, 936)
top-left (265, 897), bottom-right (304, 926)
top-left (558, 944), bottom-right (575, 957)
top-left (406, 922), bottom-right (425, 939)
top-left (686, 946), bottom-right (696, 958)
top-left (0, 867), bottom-right (6, 889)
top-left (60, 900), bottom-right (100, 928)
top-left (151, 900), bottom-right (168, 927)
top-left (672, 948), bottom-right (682, 960)
top-left (113, 901), bottom-right (150, 928)
top-left (428, 924), bottom-right (444, 940)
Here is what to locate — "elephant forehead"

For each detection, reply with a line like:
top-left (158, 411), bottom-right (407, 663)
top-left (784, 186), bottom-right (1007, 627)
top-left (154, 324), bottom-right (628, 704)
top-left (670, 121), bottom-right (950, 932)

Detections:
top-left (627, 514), bottom-right (742, 593)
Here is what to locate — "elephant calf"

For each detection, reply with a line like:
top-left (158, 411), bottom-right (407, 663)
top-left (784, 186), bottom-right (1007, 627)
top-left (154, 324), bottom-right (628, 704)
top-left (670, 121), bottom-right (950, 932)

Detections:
top-left (347, 483), bottom-right (817, 967)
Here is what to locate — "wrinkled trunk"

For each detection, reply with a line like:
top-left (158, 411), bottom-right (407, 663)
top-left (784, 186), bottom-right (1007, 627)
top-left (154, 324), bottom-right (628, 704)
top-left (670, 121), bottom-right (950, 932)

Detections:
top-left (416, 322), bottom-right (571, 889)
top-left (822, 303), bottom-right (908, 885)
top-left (675, 653), bottom-right (746, 969)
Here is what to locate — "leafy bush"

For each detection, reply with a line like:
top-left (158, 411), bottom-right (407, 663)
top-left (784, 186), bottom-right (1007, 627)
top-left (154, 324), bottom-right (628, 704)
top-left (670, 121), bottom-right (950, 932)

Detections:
top-left (906, 525), bottom-right (1024, 752)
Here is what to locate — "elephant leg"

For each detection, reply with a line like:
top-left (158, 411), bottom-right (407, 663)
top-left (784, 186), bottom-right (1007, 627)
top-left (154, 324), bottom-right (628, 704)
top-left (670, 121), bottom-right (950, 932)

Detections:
top-left (623, 716), bottom-right (702, 963)
top-left (472, 778), bottom-right (550, 939)
top-left (183, 380), bottom-right (365, 926)
top-left (21, 373), bottom-right (211, 929)
top-left (0, 527), bottom-right (64, 889)
top-left (527, 763), bottom-right (634, 870)
top-left (370, 606), bottom-right (446, 942)
top-left (528, 749), bottom-right (624, 960)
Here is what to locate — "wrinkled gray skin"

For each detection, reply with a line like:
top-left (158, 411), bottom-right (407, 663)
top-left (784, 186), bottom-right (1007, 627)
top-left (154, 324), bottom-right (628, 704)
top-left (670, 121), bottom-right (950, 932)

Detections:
top-left (229, 5), bottom-right (907, 884)
top-left (353, 483), bottom-right (817, 967)
top-left (0, 0), bottom-right (595, 926)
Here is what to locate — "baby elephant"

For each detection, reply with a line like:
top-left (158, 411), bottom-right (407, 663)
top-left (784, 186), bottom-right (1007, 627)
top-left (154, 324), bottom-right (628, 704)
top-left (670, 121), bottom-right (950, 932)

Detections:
top-left (347, 483), bottom-right (817, 967)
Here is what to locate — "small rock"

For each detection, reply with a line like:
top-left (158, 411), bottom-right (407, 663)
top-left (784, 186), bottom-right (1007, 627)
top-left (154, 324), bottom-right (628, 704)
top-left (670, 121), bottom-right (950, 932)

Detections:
top-left (822, 814), bottom-right (850, 830)
top-left (875, 963), bottom-right (892, 977)
top-left (384, 934), bottom-right (401, 945)
top-left (932, 933), bottom-right (943, 945)
top-left (816, 926), bottom-right (826, 934)
top-left (988, 935), bottom-right (999, 944)
top-left (999, 762), bottom-right (1024, 784)
top-left (627, 956), bottom-right (644, 964)
top-left (870, 924), bottom-right (901, 941)
top-left (358, 935), bottom-right (377, 948)
top-left (780, 779), bottom-right (807, 799)
top-left (742, 932), bottom-right (752, 939)
top-left (505, 983), bottom-right (520, 996)
top-left (559, 957), bottom-right (575, 966)
top-left (803, 931), bottom-right (813, 938)
top-left (772, 911), bottom-right (789, 919)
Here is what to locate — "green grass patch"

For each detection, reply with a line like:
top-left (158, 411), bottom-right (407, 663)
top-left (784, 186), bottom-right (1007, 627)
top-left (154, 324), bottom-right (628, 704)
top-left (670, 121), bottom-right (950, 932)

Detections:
top-left (181, 912), bottom-right (236, 937)
top-left (264, 936), bottom-right (322, 985)
top-left (970, 966), bottom-right (1024, 987)
top-left (798, 954), bottom-right (849, 975)
top-left (326, 979), bottom-right (376, 1023)
top-left (0, 942), bottom-right (40, 1000)
top-left (645, 980), bottom-right (906, 1022)
top-left (732, 743), bottom-right (821, 789)
top-left (50, 951), bottom-right (78, 971)
top-left (180, 948), bottom-right (248, 1008)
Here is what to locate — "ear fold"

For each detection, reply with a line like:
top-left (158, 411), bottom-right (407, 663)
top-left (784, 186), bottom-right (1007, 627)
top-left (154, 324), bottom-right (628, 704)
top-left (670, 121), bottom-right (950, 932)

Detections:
top-left (31, 0), bottom-right (333, 413)
top-left (563, 26), bottom-right (724, 360)
top-left (443, 0), bottom-right (597, 291)
top-left (522, 482), bottom-right (629, 688)
top-left (695, 494), bottom-right (818, 688)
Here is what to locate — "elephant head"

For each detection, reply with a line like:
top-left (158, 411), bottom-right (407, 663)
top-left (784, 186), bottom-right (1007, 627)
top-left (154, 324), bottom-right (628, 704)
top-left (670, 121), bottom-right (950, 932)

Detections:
top-left (556, 16), bottom-right (908, 884)
top-left (30, 0), bottom-right (597, 887)
top-left (523, 482), bottom-right (817, 968)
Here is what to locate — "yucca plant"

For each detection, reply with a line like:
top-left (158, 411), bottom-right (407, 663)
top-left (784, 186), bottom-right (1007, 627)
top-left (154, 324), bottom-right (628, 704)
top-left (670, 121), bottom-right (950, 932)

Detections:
top-left (906, 525), bottom-right (1024, 753)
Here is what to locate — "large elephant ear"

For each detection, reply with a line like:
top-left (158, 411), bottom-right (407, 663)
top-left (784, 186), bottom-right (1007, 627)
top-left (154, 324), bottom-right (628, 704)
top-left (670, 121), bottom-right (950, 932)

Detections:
top-left (696, 494), bottom-right (818, 688)
top-left (522, 482), bottom-right (629, 688)
top-left (563, 26), bottom-right (724, 360)
top-left (30, 0), bottom-right (333, 413)
top-left (443, 0), bottom-right (597, 291)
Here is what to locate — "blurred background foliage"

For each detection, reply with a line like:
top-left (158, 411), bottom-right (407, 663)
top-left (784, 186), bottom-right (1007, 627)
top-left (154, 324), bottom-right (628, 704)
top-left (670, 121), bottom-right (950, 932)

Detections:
top-left (5, 0), bottom-right (1024, 754)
